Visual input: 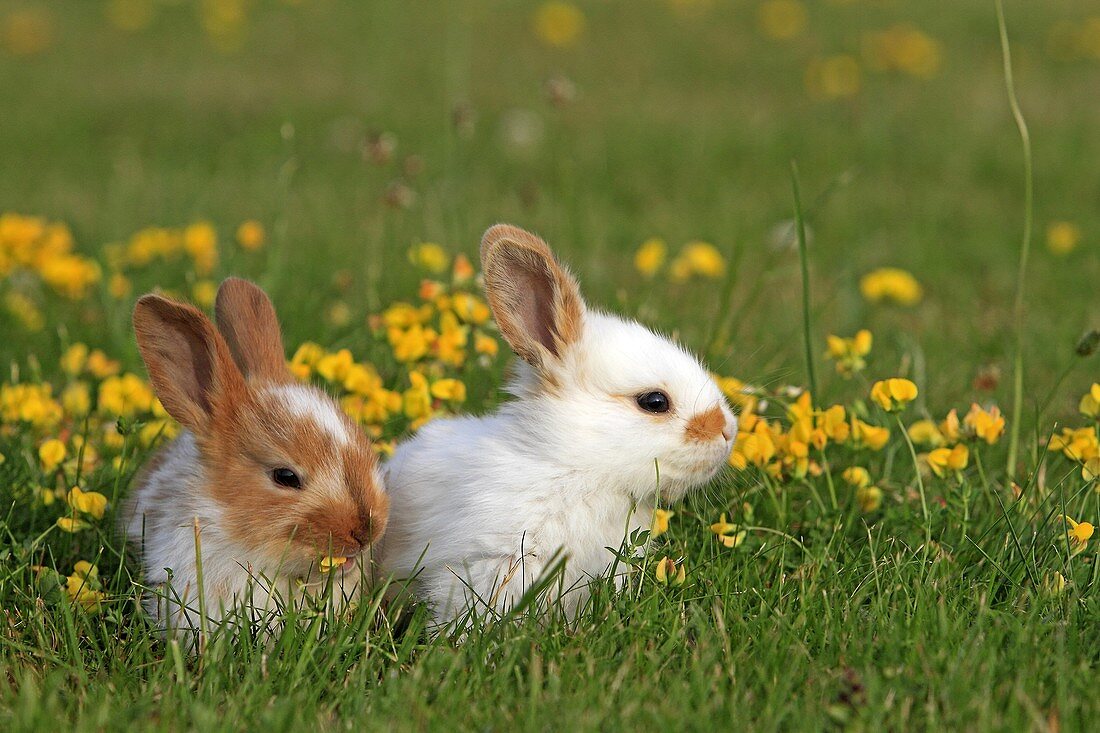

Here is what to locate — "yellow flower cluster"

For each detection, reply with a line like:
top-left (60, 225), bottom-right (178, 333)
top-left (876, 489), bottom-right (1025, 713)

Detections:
top-left (633, 239), bottom-right (726, 281)
top-left (727, 388), bottom-right (888, 481)
top-left (1048, 385), bottom-right (1100, 482)
top-left (825, 329), bottom-right (872, 377)
top-left (860, 267), bottom-right (923, 306)
top-left (65, 561), bottom-right (106, 611)
top-left (862, 25), bottom-right (943, 79)
top-left (100, 219), bottom-right (264, 301)
top-left (0, 213), bottom-right (101, 300)
top-left (288, 246), bottom-right (491, 445)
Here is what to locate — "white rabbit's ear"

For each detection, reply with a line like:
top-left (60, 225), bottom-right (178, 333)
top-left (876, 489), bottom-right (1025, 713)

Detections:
top-left (133, 294), bottom-right (247, 431)
top-left (214, 277), bottom-right (289, 382)
top-left (480, 224), bottom-right (585, 369)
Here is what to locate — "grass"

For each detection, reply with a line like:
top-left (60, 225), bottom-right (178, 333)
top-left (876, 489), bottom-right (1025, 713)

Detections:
top-left (1, 1), bottom-right (1099, 730)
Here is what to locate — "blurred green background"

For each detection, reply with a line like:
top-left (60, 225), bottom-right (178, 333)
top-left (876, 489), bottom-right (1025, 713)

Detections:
top-left (2, 0), bottom-right (1098, 411)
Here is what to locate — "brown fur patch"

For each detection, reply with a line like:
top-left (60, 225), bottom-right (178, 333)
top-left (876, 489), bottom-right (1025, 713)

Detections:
top-left (684, 406), bottom-right (725, 443)
top-left (133, 294), bottom-right (248, 432)
top-left (206, 387), bottom-right (388, 559)
top-left (480, 224), bottom-right (585, 370)
top-left (214, 278), bottom-right (291, 383)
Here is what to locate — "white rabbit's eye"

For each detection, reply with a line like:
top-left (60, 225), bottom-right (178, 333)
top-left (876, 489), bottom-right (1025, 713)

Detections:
top-left (636, 391), bottom-right (671, 414)
top-left (272, 467), bottom-right (302, 489)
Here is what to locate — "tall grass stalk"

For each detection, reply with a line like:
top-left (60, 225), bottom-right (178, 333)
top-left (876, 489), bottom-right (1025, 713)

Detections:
top-left (790, 161), bottom-right (818, 399)
top-left (995, 0), bottom-right (1033, 480)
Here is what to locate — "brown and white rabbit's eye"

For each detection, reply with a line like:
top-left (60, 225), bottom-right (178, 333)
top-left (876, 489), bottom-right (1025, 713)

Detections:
top-left (636, 390), bottom-right (671, 414)
top-left (271, 467), bottom-right (302, 489)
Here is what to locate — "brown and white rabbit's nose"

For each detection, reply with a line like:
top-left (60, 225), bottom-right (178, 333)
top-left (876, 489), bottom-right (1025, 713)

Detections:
top-left (351, 525), bottom-right (375, 549)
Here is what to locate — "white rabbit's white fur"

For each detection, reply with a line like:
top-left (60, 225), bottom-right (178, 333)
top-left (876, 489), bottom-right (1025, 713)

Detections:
top-left (381, 225), bottom-right (736, 624)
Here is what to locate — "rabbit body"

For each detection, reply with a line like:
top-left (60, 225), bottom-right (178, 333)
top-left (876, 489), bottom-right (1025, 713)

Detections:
top-left (382, 226), bottom-right (736, 625)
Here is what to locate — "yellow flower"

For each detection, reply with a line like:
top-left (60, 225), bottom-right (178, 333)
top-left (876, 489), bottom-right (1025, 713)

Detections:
top-left (709, 513), bottom-right (738, 535)
top-left (319, 555), bottom-right (348, 573)
top-left (408, 242), bottom-right (449, 274)
top-left (430, 378), bottom-right (467, 403)
top-left (963, 403), bottom-right (1005, 445)
top-left (192, 279), bottom-right (217, 308)
top-left (907, 419), bottom-right (944, 448)
top-left (451, 292), bottom-right (491, 324)
top-left (38, 255), bottom-right (101, 299)
top-left (288, 341), bottom-right (325, 379)
top-left (1083, 457), bottom-right (1100, 483)
top-left (817, 404), bottom-right (850, 443)
top-left (851, 418), bottom-right (889, 451)
top-left (651, 508), bottom-right (674, 537)
top-left (870, 378), bottom-right (918, 412)
top-left (757, 0), bottom-right (807, 41)
top-left (862, 25), bottom-right (943, 79)
top-left (452, 253), bottom-right (475, 283)
top-left (60, 343), bottom-right (89, 375)
top-left (1063, 516), bottom-right (1094, 556)
top-left (1, 383), bottom-right (63, 428)
top-left (61, 382), bottom-right (91, 416)
top-left (315, 349), bottom-right (355, 383)
top-left (940, 408), bottom-right (961, 444)
top-left (717, 530), bottom-right (747, 549)
top-left (1045, 221), bottom-right (1080, 255)
top-left (824, 329), bottom-right (872, 377)
top-left (928, 444), bottom-right (969, 479)
top-left (670, 241), bottom-right (726, 281)
top-left (1079, 383), bottom-right (1100, 419)
top-left (634, 238), bottom-right (667, 278)
top-left (842, 466), bottom-right (871, 488)
top-left (327, 301), bottom-right (352, 328)
top-left (474, 332), bottom-right (499, 357)
top-left (860, 267), bottom-right (923, 306)
top-left (856, 485), bottom-right (883, 513)
top-left (98, 373), bottom-right (155, 418)
top-left (67, 486), bottom-right (108, 519)
top-left (56, 516), bottom-right (90, 533)
top-left (183, 221), bottom-right (218, 275)
top-left (403, 371), bottom-right (434, 425)
top-left (107, 272), bottom-right (132, 299)
top-left (236, 220), bottom-right (265, 251)
top-left (533, 2), bottom-right (585, 48)
top-left (86, 349), bottom-right (121, 378)
top-left (38, 438), bottom-right (67, 471)
top-left (65, 561), bottom-right (105, 612)
top-left (380, 302), bottom-right (433, 329)
top-left (1047, 427), bottom-right (1099, 463)
top-left (806, 54), bottom-right (862, 99)
top-left (654, 556), bottom-right (686, 586)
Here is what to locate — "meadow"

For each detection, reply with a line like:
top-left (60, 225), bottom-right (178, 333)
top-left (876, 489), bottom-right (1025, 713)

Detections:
top-left (1, 0), bottom-right (1099, 730)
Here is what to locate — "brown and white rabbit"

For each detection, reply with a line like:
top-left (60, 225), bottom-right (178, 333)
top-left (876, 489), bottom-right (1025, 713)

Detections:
top-left (123, 278), bottom-right (388, 633)
top-left (381, 225), bottom-right (737, 626)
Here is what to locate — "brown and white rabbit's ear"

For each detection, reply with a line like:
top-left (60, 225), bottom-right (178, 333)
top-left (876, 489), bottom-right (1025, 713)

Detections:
top-left (213, 277), bottom-right (289, 382)
top-left (480, 224), bottom-right (585, 369)
top-left (133, 294), bottom-right (247, 431)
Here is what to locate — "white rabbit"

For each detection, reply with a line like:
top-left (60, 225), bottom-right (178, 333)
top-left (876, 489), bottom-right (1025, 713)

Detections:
top-left (122, 278), bottom-right (389, 634)
top-left (381, 225), bottom-right (736, 625)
